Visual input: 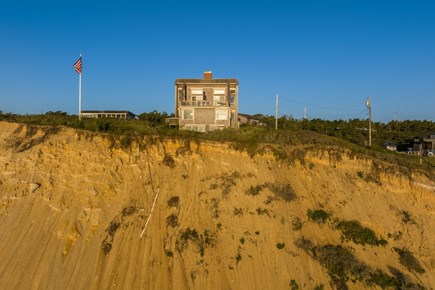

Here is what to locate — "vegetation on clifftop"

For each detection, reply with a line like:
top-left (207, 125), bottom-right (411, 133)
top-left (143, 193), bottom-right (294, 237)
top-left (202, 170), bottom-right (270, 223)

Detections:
top-left (1, 110), bottom-right (434, 174)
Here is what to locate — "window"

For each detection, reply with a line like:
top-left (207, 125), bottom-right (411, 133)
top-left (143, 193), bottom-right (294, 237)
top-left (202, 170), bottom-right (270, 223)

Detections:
top-left (191, 89), bottom-right (203, 95)
top-left (209, 125), bottom-right (225, 131)
top-left (230, 89), bottom-right (236, 105)
top-left (191, 88), bottom-right (208, 102)
top-left (216, 109), bottom-right (228, 120)
top-left (191, 88), bottom-right (203, 102)
top-left (178, 88), bottom-right (185, 100)
top-left (182, 109), bottom-right (194, 120)
top-left (213, 95), bottom-right (224, 106)
top-left (184, 124), bottom-right (205, 132)
top-left (213, 89), bottom-right (226, 106)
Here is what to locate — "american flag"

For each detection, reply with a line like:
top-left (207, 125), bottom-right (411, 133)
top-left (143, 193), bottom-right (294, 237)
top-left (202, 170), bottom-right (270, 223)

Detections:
top-left (73, 57), bottom-right (82, 75)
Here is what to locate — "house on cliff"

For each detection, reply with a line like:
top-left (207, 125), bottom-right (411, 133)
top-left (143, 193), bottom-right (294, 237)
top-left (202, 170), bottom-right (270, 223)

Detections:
top-left (80, 110), bottom-right (136, 119)
top-left (412, 134), bottom-right (435, 155)
top-left (170, 71), bottom-right (239, 132)
top-left (238, 113), bottom-right (261, 126)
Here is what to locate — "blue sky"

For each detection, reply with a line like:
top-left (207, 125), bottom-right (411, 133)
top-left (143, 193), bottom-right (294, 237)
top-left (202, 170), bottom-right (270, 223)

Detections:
top-left (1, 0), bottom-right (434, 122)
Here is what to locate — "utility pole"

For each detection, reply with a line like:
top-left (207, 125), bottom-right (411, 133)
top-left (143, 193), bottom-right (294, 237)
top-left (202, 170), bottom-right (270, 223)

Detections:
top-left (304, 107), bottom-right (307, 119)
top-left (275, 93), bottom-right (278, 130)
top-left (365, 96), bottom-right (372, 147)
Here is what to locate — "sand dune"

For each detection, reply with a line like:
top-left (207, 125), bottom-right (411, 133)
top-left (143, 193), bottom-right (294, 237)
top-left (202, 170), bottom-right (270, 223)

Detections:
top-left (0, 122), bottom-right (433, 289)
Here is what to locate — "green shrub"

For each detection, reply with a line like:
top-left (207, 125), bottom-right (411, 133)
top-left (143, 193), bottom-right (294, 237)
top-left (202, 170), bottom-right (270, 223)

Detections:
top-left (393, 247), bottom-right (425, 274)
top-left (271, 147), bottom-right (289, 161)
top-left (120, 134), bottom-right (133, 148)
top-left (295, 238), bottom-right (422, 289)
top-left (292, 217), bottom-right (302, 231)
top-left (245, 183), bottom-right (296, 201)
top-left (167, 196), bottom-right (180, 208)
top-left (267, 183), bottom-right (296, 201)
top-left (276, 243), bottom-right (285, 249)
top-left (95, 119), bottom-right (111, 132)
top-left (233, 207), bottom-right (243, 216)
top-left (387, 266), bottom-right (425, 289)
top-left (101, 219), bottom-right (121, 255)
top-left (307, 209), bottom-right (331, 223)
top-left (121, 205), bottom-right (136, 217)
top-left (101, 240), bottom-right (112, 255)
top-left (239, 237), bottom-right (245, 245)
top-left (165, 250), bottom-right (174, 257)
top-left (337, 220), bottom-right (387, 246)
top-left (401, 210), bottom-right (415, 224)
top-left (180, 228), bottom-right (198, 242)
top-left (294, 237), bottom-right (314, 255)
top-left (162, 153), bottom-right (175, 167)
top-left (166, 214), bottom-right (178, 227)
top-left (256, 207), bottom-right (270, 216)
top-left (316, 244), bottom-right (370, 282)
top-left (211, 171), bottom-right (242, 198)
top-left (289, 279), bottom-right (300, 290)
top-left (138, 110), bottom-right (168, 127)
top-left (246, 185), bottom-right (263, 196)
top-left (210, 198), bottom-right (219, 219)
top-left (367, 269), bottom-right (400, 289)
top-left (235, 253), bottom-right (242, 264)
top-left (291, 148), bottom-right (307, 166)
top-left (176, 228), bottom-right (216, 257)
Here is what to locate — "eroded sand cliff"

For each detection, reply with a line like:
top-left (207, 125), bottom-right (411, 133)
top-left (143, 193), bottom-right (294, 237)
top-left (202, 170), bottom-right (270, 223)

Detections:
top-left (0, 122), bottom-right (433, 289)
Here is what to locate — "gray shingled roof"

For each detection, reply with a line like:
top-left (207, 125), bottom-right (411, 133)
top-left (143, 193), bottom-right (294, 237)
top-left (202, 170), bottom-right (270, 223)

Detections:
top-left (81, 110), bottom-right (135, 114)
top-left (175, 78), bottom-right (238, 84)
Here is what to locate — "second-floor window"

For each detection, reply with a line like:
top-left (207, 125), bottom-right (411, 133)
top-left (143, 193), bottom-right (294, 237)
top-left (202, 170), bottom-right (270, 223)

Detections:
top-left (230, 89), bottom-right (236, 105)
top-left (178, 88), bottom-right (185, 100)
top-left (191, 89), bottom-right (203, 102)
top-left (213, 89), bottom-right (226, 106)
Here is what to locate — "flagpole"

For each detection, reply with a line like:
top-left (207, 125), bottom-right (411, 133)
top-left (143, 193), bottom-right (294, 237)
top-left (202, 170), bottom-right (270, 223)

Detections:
top-left (275, 93), bottom-right (278, 130)
top-left (78, 53), bottom-right (82, 120)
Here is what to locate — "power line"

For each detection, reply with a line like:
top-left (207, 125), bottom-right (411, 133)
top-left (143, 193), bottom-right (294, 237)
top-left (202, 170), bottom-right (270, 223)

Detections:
top-left (348, 109), bottom-right (367, 119)
top-left (279, 96), bottom-right (361, 112)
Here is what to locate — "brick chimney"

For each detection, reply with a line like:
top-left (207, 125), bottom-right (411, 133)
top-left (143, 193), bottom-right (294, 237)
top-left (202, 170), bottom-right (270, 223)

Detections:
top-left (204, 71), bottom-right (212, 80)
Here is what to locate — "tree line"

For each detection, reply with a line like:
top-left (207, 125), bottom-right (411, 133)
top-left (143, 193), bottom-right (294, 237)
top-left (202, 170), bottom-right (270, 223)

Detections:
top-left (0, 110), bottom-right (433, 149)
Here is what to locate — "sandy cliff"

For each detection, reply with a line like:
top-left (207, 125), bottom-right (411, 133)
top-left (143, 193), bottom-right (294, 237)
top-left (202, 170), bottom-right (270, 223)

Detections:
top-left (0, 121), bottom-right (433, 289)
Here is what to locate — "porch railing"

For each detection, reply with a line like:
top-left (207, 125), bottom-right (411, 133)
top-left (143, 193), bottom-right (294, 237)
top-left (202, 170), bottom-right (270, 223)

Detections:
top-left (165, 117), bottom-right (179, 126)
top-left (180, 100), bottom-right (235, 107)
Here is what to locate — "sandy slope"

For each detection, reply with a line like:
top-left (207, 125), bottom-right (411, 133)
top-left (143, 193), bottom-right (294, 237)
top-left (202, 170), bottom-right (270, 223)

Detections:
top-left (0, 121), bottom-right (433, 290)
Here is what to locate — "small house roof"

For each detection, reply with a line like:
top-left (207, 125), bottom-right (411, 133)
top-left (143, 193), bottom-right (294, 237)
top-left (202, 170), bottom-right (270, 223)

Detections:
top-left (81, 110), bottom-right (135, 115)
top-left (175, 78), bottom-right (238, 85)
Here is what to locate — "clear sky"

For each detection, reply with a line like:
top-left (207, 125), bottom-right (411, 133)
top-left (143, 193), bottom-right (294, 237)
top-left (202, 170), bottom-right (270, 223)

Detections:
top-left (1, 0), bottom-right (434, 122)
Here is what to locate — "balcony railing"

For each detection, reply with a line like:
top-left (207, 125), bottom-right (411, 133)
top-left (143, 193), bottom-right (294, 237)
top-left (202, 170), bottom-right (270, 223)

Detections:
top-left (180, 100), bottom-right (235, 107)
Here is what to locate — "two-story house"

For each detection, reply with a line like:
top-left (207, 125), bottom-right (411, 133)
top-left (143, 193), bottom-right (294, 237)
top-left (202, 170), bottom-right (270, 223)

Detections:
top-left (412, 134), bottom-right (435, 156)
top-left (173, 71), bottom-right (238, 132)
